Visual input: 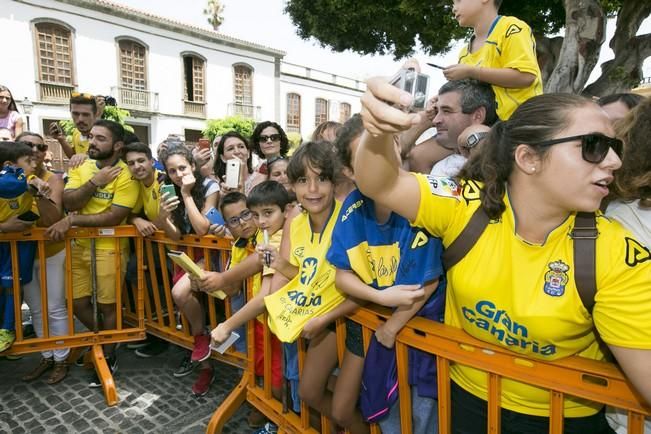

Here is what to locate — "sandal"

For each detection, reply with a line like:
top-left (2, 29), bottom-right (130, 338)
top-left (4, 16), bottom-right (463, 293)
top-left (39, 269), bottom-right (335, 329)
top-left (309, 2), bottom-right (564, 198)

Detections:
top-left (22, 357), bottom-right (54, 381)
top-left (47, 360), bottom-right (68, 385)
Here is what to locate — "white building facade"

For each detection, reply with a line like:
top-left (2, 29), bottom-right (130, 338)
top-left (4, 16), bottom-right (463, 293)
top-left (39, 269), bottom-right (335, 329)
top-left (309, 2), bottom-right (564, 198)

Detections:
top-left (3, 0), bottom-right (364, 164)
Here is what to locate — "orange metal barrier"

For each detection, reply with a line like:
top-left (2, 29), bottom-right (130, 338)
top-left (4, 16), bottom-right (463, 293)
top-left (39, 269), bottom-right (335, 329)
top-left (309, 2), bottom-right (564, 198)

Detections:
top-left (0, 226), bottom-right (145, 406)
top-left (121, 231), bottom-right (248, 370)
top-left (207, 302), bottom-right (651, 434)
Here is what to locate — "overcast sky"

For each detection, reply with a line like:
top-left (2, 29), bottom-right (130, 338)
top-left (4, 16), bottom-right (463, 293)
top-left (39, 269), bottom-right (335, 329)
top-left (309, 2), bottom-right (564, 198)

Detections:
top-left (117, 0), bottom-right (651, 92)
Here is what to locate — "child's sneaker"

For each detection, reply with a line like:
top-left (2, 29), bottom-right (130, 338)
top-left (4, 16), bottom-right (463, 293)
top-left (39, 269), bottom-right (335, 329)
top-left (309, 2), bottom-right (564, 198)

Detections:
top-left (0, 329), bottom-right (15, 353)
top-left (173, 352), bottom-right (196, 377)
top-left (191, 334), bottom-right (211, 362)
top-left (191, 366), bottom-right (214, 397)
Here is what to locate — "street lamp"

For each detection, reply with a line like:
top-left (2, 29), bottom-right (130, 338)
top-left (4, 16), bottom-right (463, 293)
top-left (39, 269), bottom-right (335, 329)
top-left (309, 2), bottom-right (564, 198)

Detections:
top-left (20, 97), bottom-right (34, 131)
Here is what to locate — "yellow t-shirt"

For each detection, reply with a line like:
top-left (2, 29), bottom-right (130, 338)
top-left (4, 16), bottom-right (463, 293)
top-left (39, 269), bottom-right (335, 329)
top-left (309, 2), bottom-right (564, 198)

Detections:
top-left (264, 201), bottom-right (346, 342)
top-left (66, 159), bottom-right (139, 249)
top-left (131, 170), bottom-right (165, 222)
top-left (0, 193), bottom-right (34, 223)
top-left (71, 129), bottom-right (90, 155)
top-left (413, 174), bottom-right (651, 417)
top-left (211, 234), bottom-right (262, 300)
top-left (458, 15), bottom-right (543, 120)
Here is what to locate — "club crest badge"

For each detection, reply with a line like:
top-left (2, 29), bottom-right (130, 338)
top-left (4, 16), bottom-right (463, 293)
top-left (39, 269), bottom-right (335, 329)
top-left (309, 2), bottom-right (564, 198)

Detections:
top-left (543, 260), bottom-right (569, 297)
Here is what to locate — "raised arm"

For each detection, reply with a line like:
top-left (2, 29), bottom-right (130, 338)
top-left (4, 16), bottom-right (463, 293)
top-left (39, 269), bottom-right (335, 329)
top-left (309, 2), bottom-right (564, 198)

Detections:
top-left (355, 76), bottom-right (424, 222)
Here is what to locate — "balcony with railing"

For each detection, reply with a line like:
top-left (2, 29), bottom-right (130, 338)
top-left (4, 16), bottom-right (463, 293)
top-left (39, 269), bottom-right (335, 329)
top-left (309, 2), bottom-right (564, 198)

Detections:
top-left (227, 103), bottom-right (261, 120)
top-left (280, 62), bottom-right (366, 92)
top-left (37, 82), bottom-right (74, 103)
top-left (111, 86), bottom-right (159, 112)
top-left (184, 100), bottom-right (206, 118)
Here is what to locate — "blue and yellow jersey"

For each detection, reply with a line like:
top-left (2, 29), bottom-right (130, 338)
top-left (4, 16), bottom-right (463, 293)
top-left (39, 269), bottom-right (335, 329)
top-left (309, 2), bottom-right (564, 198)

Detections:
top-left (413, 174), bottom-right (651, 417)
top-left (458, 15), bottom-right (543, 120)
top-left (0, 192), bottom-right (34, 223)
top-left (264, 201), bottom-right (345, 342)
top-left (71, 129), bottom-right (89, 155)
top-left (327, 189), bottom-right (444, 292)
top-left (66, 159), bottom-right (139, 249)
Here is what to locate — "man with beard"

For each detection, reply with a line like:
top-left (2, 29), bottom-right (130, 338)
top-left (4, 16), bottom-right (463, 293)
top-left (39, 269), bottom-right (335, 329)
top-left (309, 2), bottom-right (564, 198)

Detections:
top-left (46, 119), bottom-right (138, 387)
top-left (48, 93), bottom-right (104, 168)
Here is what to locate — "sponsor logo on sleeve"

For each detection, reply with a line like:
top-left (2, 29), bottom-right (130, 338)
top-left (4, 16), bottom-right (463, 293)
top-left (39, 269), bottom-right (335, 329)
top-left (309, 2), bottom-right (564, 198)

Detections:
top-left (505, 23), bottom-right (522, 38)
top-left (426, 176), bottom-right (461, 199)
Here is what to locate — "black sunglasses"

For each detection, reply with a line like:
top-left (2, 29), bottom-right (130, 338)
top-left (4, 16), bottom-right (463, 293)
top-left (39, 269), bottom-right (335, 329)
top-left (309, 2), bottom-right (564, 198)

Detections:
top-left (259, 134), bottom-right (281, 143)
top-left (528, 133), bottom-right (623, 164)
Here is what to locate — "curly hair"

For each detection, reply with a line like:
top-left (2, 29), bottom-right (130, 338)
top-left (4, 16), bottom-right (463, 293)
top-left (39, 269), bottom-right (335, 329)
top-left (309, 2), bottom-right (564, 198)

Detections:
top-left (611, 97), bottom-right (651, 208)
top-left (160, 144), bottom-right (210, 233)
top-left (250, 121), bottom-right (289, 158)
top-left (459, 93), bottom-right (594, 220)
top-left (213, 131), bottom-right (253, 181)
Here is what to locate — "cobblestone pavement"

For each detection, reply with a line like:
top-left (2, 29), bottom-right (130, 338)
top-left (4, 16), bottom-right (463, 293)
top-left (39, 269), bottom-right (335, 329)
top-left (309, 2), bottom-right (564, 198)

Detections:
top-left (0, 344), bottom-right (253, 434)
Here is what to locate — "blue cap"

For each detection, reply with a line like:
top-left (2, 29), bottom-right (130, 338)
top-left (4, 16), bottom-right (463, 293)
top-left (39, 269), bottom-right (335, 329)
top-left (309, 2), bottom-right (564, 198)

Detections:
top-left (0, 166), bottom-right (28, 199)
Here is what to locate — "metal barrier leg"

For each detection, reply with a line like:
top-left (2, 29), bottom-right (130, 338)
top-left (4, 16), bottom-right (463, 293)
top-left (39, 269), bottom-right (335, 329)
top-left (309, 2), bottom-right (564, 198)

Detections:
top-left (90, 344), bottom-right (118, 406)
top-left (205, 371), bottom-right (251, 434)
top-left (90, 238), bottom-right (99, 333)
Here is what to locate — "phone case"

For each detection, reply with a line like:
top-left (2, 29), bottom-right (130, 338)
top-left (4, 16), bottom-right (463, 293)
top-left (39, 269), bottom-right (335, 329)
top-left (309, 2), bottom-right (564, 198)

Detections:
top-left (198, 139), bottom-right (210, 150)
top-left (210, 331), bottom-right (240, 354)
top-left (205, 207), bottom-right (226, 225)
top-left (160, 184), bottom-right (177, 199)
top-left (225, 160), bottom-right (241, 189)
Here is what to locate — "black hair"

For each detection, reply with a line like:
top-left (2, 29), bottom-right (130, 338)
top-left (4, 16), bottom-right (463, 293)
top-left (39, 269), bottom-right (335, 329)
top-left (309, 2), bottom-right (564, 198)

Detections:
top-left (123, 142), bottom-right (153, 160)
top-left (334, 114), bottom-right (364, 169)
top-left (287, 140), bottom-right (339, 184)
top-left (219, 191), bottom-right (248, 215)
top-left (0, 141), bottom-right (33, 165)
top-left (597, 93), bottom-right (645, 110)
top-left (250, 121), bottom-right (289, 158)
top-left (124, 131), bottom-right (141, 145)
top-left (93, 119), bottom-right (125, 144)
top-left (213, 131), bottom-right (253, 180)
top-left (247, 180), bottom-right (290, 211)
top-left (459, 93), bottom-right (593, 219)
top-left (439, 79), bottom-right (498, 126)
top-left (15, 131), bottom-right (44, 142)
top-left (494, 0), bottom-right (503, 9)
top-left (161, 144), bottom-right (210, 233)
top-left (69, 93), bottom-right (97, 112)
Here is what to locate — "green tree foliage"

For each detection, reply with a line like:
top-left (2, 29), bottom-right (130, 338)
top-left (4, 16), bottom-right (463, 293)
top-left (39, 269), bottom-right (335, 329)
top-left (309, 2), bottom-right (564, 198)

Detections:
top-left (285, 0), bottom-right (620, 59)
top-left (202, 116), bottom-right (256, 143)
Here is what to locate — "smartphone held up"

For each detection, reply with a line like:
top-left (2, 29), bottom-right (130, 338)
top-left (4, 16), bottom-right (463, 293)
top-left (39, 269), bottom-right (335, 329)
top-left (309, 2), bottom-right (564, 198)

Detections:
top-left (224, 159), bottom-right (241, 189)
top-left (389, 68), bottom-right (430, 112)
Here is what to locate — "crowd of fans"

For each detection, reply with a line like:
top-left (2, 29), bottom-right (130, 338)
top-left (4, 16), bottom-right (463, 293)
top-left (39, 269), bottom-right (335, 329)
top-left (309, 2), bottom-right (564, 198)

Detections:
top-left (1, 0), bottom-right (650, 433)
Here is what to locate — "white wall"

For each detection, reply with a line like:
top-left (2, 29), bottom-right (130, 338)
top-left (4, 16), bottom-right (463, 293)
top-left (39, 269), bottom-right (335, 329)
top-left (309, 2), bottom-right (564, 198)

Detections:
top-left (280, 75), bottom-right (363, 139)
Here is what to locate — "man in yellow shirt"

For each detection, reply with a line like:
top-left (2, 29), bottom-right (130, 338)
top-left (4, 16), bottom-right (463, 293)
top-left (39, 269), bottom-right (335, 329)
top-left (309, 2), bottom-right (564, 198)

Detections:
top-left (48, 93), bottom-right (105, 167)
top-left (46, 119), bottom-right (138, 387)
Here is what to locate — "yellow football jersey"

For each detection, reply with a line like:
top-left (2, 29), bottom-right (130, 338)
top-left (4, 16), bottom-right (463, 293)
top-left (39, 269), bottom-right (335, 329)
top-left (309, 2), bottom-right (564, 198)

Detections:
top-left (134, 170), bottom-right (164, 222)
top-left (66, 159), bottom-right (139, 249)
top-left (0, 193), bottom-right (34, 223)
top-left (458, 15), bottom-right (543, 120)
top-left (413, 174), bottom-right (651, 417)
top-left (264, 201), bottom-right (345, 342)
top-left (71, 129), bottom-right (90, 155)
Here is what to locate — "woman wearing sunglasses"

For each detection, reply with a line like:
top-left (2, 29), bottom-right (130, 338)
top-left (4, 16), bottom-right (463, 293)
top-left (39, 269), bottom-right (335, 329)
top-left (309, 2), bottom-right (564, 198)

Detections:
top-left (250, 121), bottom-right (290, 176)
top-left (355, 71), bottom-right (650, 434)
top-left (14, 132), bottom-right (69, 384)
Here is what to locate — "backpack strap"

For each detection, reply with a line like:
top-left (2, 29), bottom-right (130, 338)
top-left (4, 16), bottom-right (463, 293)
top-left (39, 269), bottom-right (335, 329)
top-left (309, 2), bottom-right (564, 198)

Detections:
top-left (570, 212), bottom-right (598, 313)
top-left (442, 206), bottom-right (490, 270)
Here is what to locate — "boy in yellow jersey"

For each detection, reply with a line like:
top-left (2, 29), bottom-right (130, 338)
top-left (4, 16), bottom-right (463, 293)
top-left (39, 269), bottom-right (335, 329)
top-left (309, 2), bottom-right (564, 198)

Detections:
top-left (443, 0), bottom-right (543, 119)
top-left (48, 93), bottom-right (104, 168)
top-left (0, 141), bottom-right (39, 353)
top-left (123, 141), bottom-right (171, 358)
top-left (46, 119), bottom-right (139, 387)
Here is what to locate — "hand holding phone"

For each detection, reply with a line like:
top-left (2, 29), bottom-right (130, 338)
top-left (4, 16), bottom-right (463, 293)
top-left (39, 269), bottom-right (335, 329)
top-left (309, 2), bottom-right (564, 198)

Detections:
top-left (198, 138), bottom-right (211, 150)
top-left (160, 184), bottom-right (177, 199)
top-left (210, 331), bottom-right (240, 354)
top-left (205, 207), bottom-right (226, 226)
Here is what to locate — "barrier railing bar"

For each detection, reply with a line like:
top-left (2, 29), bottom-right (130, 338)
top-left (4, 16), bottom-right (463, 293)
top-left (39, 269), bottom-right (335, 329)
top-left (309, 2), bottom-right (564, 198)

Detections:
top-left (297, 338), bottom-right (310, 430)
top-left (157, 241), bottom-right (176, 329)
top-left (144, 240), bottom-right (163, 328)
top-left (64, 237), bottom-right (75, 339)
top-left (487, 373), bottom-right (501, 434)
top-left (115, 236), bottom-right (123, 330)
top-left (263, 311), bottom-right (273, 400)
top-left (10, 239), bottom-right (23, 342)
top-left (436, 357), bottom-right (452, 434)
top-left (37, 239), bottom-right (50, 339)
top-left (396, 339), bottom-right (413, 434)
top-left (627, 410), bottom-right (644, 434)
top-left (549, 390), bottom-right (564, 434)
